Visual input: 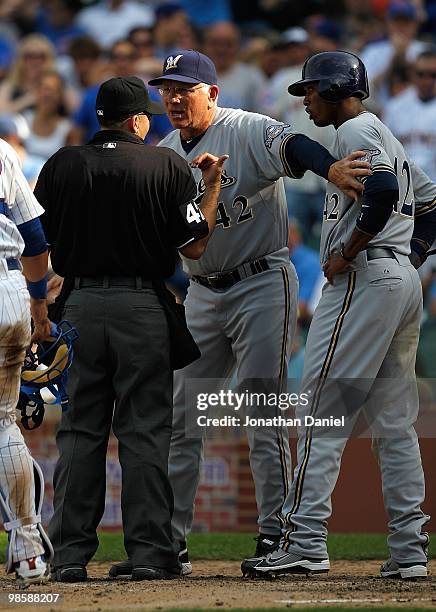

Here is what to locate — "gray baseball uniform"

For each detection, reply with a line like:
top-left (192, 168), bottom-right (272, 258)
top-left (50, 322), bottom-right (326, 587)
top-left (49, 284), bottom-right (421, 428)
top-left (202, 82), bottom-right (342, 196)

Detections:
top-left (159, 106), bottom-right (301, 541)
top-left (281, 111), bottom-right (435, 562)
top-left (0, 139), bottom-right (46, 568)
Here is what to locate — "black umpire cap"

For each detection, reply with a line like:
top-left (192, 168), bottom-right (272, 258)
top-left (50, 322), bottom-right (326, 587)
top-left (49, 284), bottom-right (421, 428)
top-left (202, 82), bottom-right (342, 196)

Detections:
top-left (96, 76), bottom-right (165, 121)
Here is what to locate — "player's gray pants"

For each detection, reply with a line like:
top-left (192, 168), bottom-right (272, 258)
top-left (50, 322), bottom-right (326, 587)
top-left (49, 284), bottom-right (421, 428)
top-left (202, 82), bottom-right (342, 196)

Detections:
top-left (0, 270), bottom-right (47, 566)
top-left (282, 256), bottom-right (429, 563)
top-left (169, 263), bottom-right (297, 542)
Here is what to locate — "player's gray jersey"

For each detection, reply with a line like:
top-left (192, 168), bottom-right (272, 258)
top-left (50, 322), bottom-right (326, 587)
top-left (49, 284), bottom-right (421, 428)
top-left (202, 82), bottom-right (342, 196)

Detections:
top-left (320, 111), bottom-right (436, 264)
top-left (159, 106), bottom-right (302, 276)
top-left (0, 139), bottom-right (44, 259)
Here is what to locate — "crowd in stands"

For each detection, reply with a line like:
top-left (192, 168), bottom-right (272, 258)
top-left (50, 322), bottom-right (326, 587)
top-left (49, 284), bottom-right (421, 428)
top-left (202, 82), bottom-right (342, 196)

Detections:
top-left (1, 0), bottom-right (436, 372)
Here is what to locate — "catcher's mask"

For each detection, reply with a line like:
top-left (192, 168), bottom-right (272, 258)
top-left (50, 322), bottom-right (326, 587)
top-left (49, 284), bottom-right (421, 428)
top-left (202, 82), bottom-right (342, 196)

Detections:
top-left (18, 320), bottom-right (79, 430)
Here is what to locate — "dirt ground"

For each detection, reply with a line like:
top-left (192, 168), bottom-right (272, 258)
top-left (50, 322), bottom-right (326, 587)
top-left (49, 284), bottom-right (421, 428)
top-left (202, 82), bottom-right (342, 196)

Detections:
top-left (1, 560), bottom-right (436, 611)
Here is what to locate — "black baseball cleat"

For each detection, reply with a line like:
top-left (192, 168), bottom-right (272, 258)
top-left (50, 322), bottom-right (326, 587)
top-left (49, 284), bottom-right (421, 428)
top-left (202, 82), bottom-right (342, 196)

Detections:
top-left (51, 564), bottom-right (87, 582)
top-left (109, 559), bottom-right (132, 578)
top-left (380, 559), bottom-right (427, 580)
top-left (254, 533), bottom-right (281, 557)
top-left (241, 548), bottom-right (330, 578)
top-left (131, 565), bottom-right (181, 581)
top-left (109, 540), bottom-right (191, 578)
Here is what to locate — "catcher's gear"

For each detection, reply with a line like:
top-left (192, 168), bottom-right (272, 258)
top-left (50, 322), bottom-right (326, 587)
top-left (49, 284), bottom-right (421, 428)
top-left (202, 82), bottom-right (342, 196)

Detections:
top-left (0, 448), bottom-right (54, 574)
top-left (18, 320), bottom-right (78, 430)
top-left (288, 50), bottom-right (369, 102)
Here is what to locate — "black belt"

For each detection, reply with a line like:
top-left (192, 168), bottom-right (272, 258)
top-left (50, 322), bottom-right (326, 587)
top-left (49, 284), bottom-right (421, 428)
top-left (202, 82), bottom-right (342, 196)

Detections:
top-left (74, 276), bottom-right (153, 289)
top-left (366, 247), bottom-right (397, 261)
top-left (192, 257), bottom-right (270, 290)
top-left (6, 258), bottom-right (20, 271)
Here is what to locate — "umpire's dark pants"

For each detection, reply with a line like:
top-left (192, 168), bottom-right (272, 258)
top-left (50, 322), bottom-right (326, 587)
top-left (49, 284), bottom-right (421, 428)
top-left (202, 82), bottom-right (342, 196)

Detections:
top-left (48, 279), bottom-right (177, 569)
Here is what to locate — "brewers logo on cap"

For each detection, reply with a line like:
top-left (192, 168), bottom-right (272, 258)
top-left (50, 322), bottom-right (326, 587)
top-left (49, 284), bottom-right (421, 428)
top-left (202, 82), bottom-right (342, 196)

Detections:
top-left (165, 55), bottom-right (183, 70)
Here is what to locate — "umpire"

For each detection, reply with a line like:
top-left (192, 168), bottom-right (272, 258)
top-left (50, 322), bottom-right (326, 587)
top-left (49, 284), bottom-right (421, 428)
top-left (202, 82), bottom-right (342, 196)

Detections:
top-left (34, 76), bottom-right (226, 582)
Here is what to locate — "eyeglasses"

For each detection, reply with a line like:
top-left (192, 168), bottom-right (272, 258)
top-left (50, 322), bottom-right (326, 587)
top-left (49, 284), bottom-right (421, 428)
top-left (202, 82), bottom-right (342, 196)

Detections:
top-left (416, 70), bottom-right (436, 79)
top-left (158, 84), bottom-right (206, 97)
top-left (111, 53), bottom-right (136, 61)
top-left (23, 52), bottom-right (47, 60)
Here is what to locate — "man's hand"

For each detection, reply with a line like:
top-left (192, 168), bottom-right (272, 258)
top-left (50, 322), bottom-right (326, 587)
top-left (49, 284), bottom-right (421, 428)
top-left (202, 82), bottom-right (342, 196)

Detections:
top-left (48, 274), bottom-right (64, 305)
top-left (323, 252), bottom-right (351, 284)
top-left (190, 153), bottom-right (229, 189)
top-left (30, 299), bottom-right (52, 343)
top-left (328, 151), bottom-right (372, 200)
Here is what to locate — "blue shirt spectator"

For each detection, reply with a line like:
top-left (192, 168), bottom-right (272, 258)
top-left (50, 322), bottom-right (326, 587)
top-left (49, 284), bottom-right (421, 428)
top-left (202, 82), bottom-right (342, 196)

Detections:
top-left (180, 0), bottom-right (232, 26)
top-left (291, 243), bottom-right (321, 305)
top-left (35, 2), bottom-right (86, 56)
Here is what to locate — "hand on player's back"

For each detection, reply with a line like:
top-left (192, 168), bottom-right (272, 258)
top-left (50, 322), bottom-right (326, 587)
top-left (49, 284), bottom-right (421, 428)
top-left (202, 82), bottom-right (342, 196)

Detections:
top-left (328, 151), bottom-right (372, 201)
top-left (190, 153), bottom-right (229, 189)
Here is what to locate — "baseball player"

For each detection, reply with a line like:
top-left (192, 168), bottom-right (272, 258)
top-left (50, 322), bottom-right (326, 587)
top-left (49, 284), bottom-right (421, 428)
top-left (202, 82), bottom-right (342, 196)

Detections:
top-left (122, 50), bottom-right (369, 575)
top-left (242, 51), bottom-right (436, 580)
top-left (0, 137), bottom-right (53, 585)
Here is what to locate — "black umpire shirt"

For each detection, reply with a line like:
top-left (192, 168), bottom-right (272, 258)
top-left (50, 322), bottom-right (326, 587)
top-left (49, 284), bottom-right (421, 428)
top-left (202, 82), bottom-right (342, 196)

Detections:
top-left (34, 130), bottom-right (208, 278)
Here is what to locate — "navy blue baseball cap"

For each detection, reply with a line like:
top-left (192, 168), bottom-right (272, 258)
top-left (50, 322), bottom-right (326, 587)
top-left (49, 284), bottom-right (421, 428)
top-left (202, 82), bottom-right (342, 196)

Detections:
top-left (148, 50), bottom-right (217, 86)
top-left (388, 1), bottom-right (417, 20)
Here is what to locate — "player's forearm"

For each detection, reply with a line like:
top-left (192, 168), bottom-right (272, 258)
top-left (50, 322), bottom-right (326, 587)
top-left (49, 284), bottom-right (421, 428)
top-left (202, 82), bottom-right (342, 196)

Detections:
top-left (341, 227), bottom-right (374, 259)
top-left (21, 251), bottom-right (51, 341)
top-left (200, 184), bottom-right (221, 235)
top-left (21, 251), bottom-right (48, 282)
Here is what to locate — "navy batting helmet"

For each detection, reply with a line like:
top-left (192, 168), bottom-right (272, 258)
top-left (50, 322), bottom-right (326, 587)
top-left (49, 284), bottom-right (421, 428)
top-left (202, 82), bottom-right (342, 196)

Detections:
top-left (288, 50), bottom-right (369, 102)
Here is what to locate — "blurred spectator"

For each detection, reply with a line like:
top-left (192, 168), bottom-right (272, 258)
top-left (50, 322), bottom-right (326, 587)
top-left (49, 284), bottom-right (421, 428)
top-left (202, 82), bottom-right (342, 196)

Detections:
top-left (0, 34), bottom-right (55, 113)
top-left (22, 70), bottom-right (72, 161)
top-left (152, 3), bottom-right (191, 59)
top-left (203, 21), bottom-right (267, 112)
top-left (305, 16), bottom-right (344, 52)
top-left (127, 26), bottom-right (163, 82)
top-left (262, 27), bottom-right (310, 115)
top-left (288, 220), bottom-right (323, 326)
top-left (0, 34), bottom-right (16, 82)
top-left (180, 0), bottom-right (232, 27)
top-left (108, 39), bottom-right (138, 78)
top-left (0, 113), bottom-right (45, 188)
top-left (67, 39), bottom-right (137, 144)
top-left (262, 28), bottom-right (334, 245)
top-left (342, 0), bottom-right (386, 52)
top-left (69, 39), bottom-right (171, 145)
top-left (75, 0), bottom-right (154, 50)
top-left (274, 27), bottom-right (311, 69)
top-left (361, 0), bottom-right (429, 108)
top-left (128, 26), bottom-right (154, 59)
top-left (384, 49), bottom-right (436, 181)
top-left (58, 35), bottom-right (104, 108)
top-left (231, 0), bottom-right (344, 32)
top-left (239, 32), bottom-right (284, 80)
top-left (35, 0), bottom-right (85, 55)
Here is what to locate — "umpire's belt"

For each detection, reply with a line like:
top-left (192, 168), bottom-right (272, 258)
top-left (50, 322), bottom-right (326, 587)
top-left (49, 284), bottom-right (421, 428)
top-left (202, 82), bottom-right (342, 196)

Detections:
top-left (192, 257), bottom-right (270, 290)
top-left (74, 276), bottom-right (153, 289)
top-left (366, 247), bottom-right (397, 261)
